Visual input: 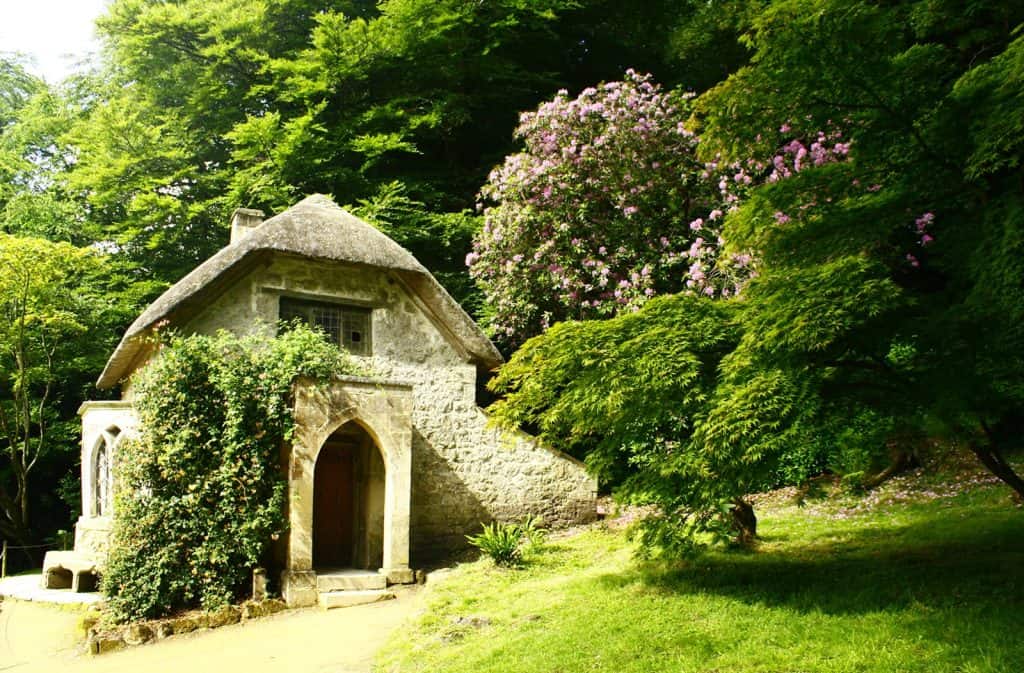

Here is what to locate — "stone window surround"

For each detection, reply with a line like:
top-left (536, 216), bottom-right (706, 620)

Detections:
top-left (279, 295), bottom-right (374, 356)
top-left (91, 426), bottom-right (121, 518)
top-left (268, 288), bottom-right (380, 352)
top-left (79, 401), bottom-right (138, 526)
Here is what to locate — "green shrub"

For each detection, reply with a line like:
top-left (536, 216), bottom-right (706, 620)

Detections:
top-left (103, 325), bottom-right (363, 622)
top-left (840, 471), bottom-right (868, 494)
top-left (828, 410), bottom-right (894, 477)
top-left (770, 440), bottom-right (829, 487)
top-left (767, 409), bottom-right (896, 489)
top-left (466, 516), bottom-right (548, 567)
top-left (467, 522), bottom-right (524, 567)
top-left (519, 514), bottom-right (548, 551)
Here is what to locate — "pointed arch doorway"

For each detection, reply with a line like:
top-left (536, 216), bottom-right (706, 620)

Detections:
top-left (313, 422), bottom-right (385, 570)
top-left (282, 378), bottom-right (413, 607)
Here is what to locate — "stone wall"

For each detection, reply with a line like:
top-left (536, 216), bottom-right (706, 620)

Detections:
top-left (74, 518), bottom-right (113, 561)
top-left (75, 401), bottom-right (139, 562)
top-left (183, 254), bottom-right (597, 565)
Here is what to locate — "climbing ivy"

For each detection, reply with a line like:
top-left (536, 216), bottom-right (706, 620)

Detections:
top-left (103, 325), bottom-right (364, 621)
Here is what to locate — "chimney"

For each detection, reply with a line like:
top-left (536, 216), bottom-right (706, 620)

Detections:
top-left (230, 208), bottom-right (265, 244)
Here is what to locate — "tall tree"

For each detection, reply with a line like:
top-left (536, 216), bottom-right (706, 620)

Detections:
top-left (0, 58), bottom-right (44, 216)
top-left (70, 0), bottom-right (721, 304)
top-left (1, 75), bottom-right (96, 245)
top-left (698, 0), bottom-right (1024, 497)
top-left (0, 235), bottom-right (131, 544)
top-left (0, 59), bottom-right (156, 557)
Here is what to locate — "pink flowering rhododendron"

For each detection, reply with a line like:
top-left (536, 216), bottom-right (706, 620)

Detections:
top-left (914, 212), bottom-right (936, 248)
top-left (470, 72), bottom-right (865, 344)
top-left (470, 71), bottom-right (755, 343)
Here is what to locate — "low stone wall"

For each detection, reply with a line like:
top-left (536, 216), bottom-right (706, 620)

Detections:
top-left (85, 599), bottom-right (288, 655)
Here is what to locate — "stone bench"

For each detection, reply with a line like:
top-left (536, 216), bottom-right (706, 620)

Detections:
top-left (41, 551), bottom-right (101, 592)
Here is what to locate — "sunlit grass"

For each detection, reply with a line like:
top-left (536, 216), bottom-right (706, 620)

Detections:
top-left (379, 475), bottom-right (1024, 673)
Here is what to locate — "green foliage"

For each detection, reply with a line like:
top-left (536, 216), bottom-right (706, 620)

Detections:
top-left (57, 0), bottom-right (588, 285)
top-left (466, 521), bottom-right (524, 567)
top-left (663, 1), bottom-right (757, 92)
top-left (0, 234), bottom-right (132, 545)
top-left (103, 325), bottom-right (363, 621)
top-left (466, 515), bottom-right (549, 567)
top-left (0, 60), bottom-right (155, 552)
top-left (518, 514), bottom-right (548, 551)
top-left (482, 0), bottom-right (1024, 558)
top-left (953, 33), bottom-right (1024, 180)
top-left (351, 181), bottom-right (482, 311)
top-left (0, 57), bottom-right (41, 131)
top-left (44, 0), bottom-right (729, 302)
top-left (0, 60), bottom-right (95, 246)
top-left (491, 295), bottom-right (754, 554)
top-left (770, 408), bottom-right (895, 487)
top-left (695, 0), bottom-right (1024, 485)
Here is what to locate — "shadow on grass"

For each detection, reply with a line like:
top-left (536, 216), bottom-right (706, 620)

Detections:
top-left (599, 510), bottom-right (1024, 616)
top-left (585, 510), bottom-right (1024, 670)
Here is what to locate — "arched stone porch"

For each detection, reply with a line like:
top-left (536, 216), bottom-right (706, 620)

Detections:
top-left (280, 376), bottom-right (414, 607)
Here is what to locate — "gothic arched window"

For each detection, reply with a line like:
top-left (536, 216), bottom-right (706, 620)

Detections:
top-left (93, 427), bottom-right (120, 517)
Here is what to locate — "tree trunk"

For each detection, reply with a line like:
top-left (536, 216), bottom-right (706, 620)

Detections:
top-left (730, 497), bottom-right (757, 545)
top-left (862, 449), bottom-right (919, 489)
top-left (14, 460), bottom-right (29, 538)
top-left (0, 506), bottom-right (32, 547)
top-left (970, 431), bottom-right (1024, 500)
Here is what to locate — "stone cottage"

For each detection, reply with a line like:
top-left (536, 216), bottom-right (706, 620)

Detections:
top-left (43, 195), bottom-right (596, 606)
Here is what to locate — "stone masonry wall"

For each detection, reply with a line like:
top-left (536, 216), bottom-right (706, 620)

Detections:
top-left (75, 401), bottom-right (139, 562)
top-left (184, 255), bottom-right (597, 565)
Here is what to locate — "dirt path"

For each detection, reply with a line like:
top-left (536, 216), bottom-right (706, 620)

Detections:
top-left (0, 589), bottom-right (418, 673)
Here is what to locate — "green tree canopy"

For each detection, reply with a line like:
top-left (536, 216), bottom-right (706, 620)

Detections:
top-left (0, 234), bottom-right (136, 544)
top-left (697, 0), bottom-right (1024, 494)
top-left (489, 0), bottom-right (1024, 554)
top-left (63, 0), bottom-right (743, 303)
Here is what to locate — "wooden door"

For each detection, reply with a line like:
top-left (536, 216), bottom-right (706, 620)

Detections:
top-left (313, 445), bottom-right (355, 568)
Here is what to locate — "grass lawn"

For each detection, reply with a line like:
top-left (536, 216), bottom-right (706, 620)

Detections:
top-left (378, 470), bottom-right (1024, 673)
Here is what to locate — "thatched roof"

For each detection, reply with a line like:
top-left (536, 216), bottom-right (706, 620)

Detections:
top-left (97, 195), bottom-right (502, 388)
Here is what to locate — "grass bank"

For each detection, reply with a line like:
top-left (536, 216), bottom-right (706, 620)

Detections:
top-left (378, 470), bottom-right (1024, 672)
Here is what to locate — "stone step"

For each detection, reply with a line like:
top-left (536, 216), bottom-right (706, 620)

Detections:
top-left (316, 570), bottom-right (387, 592)
top-left (318, 589), bottom-right (395, 610)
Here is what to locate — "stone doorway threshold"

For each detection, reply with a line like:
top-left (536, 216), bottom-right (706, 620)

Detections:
top-left (314, 568), bottom-right (394, 609)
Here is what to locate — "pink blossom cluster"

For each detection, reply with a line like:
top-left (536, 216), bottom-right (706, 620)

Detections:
top-left (760, 123), bottom-right (856, 226)
top-left (469, 74), bottom-right (860, 342)
top-left (906, 212), bottom-right (936, 268)
top-left (767, 127), bottom-right (850, 183)
top-left (470, 71), bottom-right (745, 342)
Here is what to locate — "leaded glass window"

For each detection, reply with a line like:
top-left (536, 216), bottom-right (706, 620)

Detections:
top-left (280, 297), bottom-right (372, 356)
top-left (93, 427), bottom-right (119, 517)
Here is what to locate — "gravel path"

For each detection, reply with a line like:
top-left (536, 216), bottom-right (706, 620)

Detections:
top-left (0, 589), bottom-right (418, 673)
